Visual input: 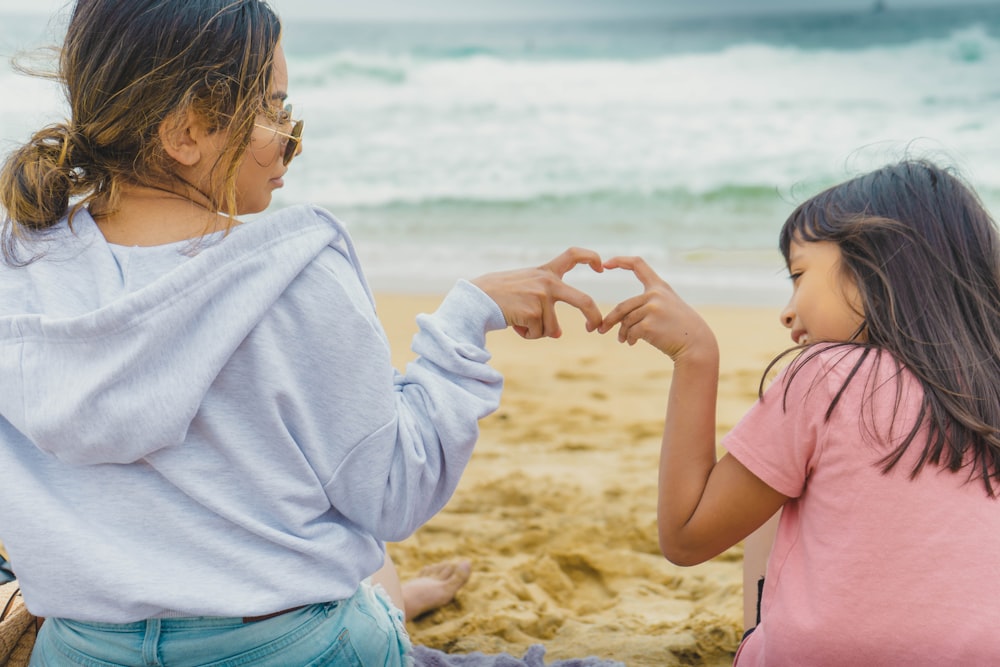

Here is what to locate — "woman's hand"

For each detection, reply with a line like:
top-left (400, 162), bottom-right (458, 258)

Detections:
top-left (598, 256), bottom-right (717, 362)
top-left (471, 247), bottom-right (604, 339)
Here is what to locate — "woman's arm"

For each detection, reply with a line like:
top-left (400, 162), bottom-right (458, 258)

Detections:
top-left (314, 247), bottom-right (605, 541)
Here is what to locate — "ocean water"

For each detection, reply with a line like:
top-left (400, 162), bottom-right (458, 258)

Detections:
top-left (3, 4), bottom-right (1000, 305)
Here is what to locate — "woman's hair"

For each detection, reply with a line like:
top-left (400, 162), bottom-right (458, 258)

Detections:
top-left (0, 0), bottom-right (281, 262)
top-left (768, 159), bottom-right (1000, 495)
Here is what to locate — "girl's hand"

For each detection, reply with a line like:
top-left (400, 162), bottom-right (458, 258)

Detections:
top-left (599, 256), bottom-right (717, 362)
top-left (471, 247), bottom-right (604, 339)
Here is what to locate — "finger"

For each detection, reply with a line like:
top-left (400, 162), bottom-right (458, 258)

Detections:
top-left (604, 255), bottom-right (662, 288)
top-left (513, 325), bottom-right (530, 339)
top-left (541, 301), bottom-right (562, 339)
top-left (619, 322), bottom-right (645, 346)
top-left (543, 247), bottom-right (603, 278)
top-left (599, 294), bottom-right (647, 334)
top-left (519, 325), bottom-right (538, 340)
top-left (615, 305), bottom-right (650, 345)
top-left (617, 320), bottom-right (630, 344)
top-left (549, 282), bottom-right (603, 332)
top-left (624, 315), bottom-right (647, 346)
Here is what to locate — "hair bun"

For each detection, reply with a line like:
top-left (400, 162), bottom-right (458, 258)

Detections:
top-left (0, 123), bottom-right (86, 230)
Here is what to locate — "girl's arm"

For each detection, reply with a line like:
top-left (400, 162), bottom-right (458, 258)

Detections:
top-left (600, 256), bottom-right (787, 566)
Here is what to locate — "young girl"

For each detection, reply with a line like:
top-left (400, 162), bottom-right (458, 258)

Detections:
top-left (0, 1), bottom-right (603, 665)
top-left (600, 160), bottom-right (1000, 664)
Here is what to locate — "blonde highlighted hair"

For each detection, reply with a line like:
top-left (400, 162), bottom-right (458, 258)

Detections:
top-left (0, 0), bottom-right (281, 262)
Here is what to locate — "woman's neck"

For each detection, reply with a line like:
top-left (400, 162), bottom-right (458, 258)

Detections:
top-left (91, 183), bottom-right (235, 246)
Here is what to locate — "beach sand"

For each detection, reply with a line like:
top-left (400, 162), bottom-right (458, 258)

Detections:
top-left (375, 292), bottom-right (790, 667)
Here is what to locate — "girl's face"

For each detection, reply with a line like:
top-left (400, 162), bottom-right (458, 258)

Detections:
top-left (780, 238), bottom-right (865, 345)
top-left (233, 43), bottom-right (301, 214)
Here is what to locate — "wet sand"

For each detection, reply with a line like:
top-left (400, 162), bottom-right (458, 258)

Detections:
top-left (376, 293), bottom-right (789, 666)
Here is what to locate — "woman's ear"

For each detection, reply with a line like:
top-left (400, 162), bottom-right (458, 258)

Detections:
top-left (158, 107), bottom-right (214, 167)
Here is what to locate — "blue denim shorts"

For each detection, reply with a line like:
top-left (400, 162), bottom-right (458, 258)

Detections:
top-left (0, 555), bottom-right (14, 584)
top-left (29, 581), bottom-right (411, 667)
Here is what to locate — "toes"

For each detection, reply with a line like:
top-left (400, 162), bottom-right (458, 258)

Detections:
top-left (418, 559), bottom-right (471, 583)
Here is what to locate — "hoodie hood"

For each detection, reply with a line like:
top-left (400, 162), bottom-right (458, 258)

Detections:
top-left (0, 205), bottom-right (363, 465)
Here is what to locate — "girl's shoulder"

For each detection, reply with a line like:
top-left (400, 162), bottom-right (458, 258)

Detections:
top-left (773, 345), bottom-right (930, 438)
top-left (787, 342), bottom-right (896, 375)
top-left (776, 343), bottom-right (914, 402)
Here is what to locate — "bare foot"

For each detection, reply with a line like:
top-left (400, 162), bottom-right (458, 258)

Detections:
top-left (401, 559), bottom-right (471, 620)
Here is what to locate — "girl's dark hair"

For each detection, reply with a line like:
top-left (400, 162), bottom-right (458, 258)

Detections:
top-left (767, 159), bottom-right (1000, 496)
top-left (0, 0), bottom-right (281, 262)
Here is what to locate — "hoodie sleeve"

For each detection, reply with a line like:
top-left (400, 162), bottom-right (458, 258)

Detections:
top-left (286, 249), bottom-right (506, 542)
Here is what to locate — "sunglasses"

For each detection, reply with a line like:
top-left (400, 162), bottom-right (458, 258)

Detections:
top-left (254, 104), bottom-right (303, 166)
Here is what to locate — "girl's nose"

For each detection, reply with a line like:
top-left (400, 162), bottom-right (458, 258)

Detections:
top-left (779, 304), bottom-right (795, 329)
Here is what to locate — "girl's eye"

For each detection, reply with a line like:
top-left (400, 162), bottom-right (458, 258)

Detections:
top-left (788, 271), bottom-right (802, 283)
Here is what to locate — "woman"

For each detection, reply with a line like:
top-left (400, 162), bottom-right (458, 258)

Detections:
top-left (0, 1), bottom-right (603, 664)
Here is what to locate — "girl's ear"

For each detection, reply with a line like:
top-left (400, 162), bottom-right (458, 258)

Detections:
top-left (158, 107), bottom-right (214, 167)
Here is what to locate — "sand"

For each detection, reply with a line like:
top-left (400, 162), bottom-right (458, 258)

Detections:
top-left (375, 293), bottom-right (791, 667)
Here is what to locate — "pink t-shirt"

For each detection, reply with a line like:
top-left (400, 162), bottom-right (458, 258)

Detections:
top-left (725, 346), bottom-right (1000, 666)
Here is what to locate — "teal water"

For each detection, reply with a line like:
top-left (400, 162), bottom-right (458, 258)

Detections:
top-left (3, 4), bottom-right (1000, 304)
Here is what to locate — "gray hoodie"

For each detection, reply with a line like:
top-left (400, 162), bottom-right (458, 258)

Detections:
top-left (0, 204), bottom-right (505, 621)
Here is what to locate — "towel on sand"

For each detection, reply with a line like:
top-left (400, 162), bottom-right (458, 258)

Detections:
top-left (410, 644), bottom-right (626, 667)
